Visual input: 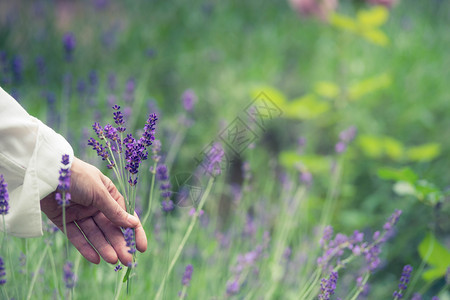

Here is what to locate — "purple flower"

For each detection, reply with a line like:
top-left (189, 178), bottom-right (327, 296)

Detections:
top-left (114, 264), bottom-right (122, 272)
top-left (335, 126), bottom-right (357, 154)
top-left (56, 155), bottom-right (71, 206)
top-left (0, 174), bottom-right (10, 215)
top-left (300, 170), bottom-right (313, 185)
top-left (0, 256), bottom-right (6, 285)
top-left (181, 89), bottom-right (197, 112)
top-left (319, 271), bottom-right (338, 300)
top-left (11, 55), bottom-right (23, 83)
top-left (339, 126), bottom-right (357, 143)
top-left (202, 143), bottom-right (225, 177)
top-left (139, 113), bottom-right (158, 147)
top-left (112, 105), bottom-right (126, 132)
top-left (411, 293), bottom-right (422, 300)
top-left (335, 141), bottom-right (347, 153)
top-left (156, 165), bottom-right (169, 181)
top-left (123, 228), bottom-right (136, 254)
top-left (383, 209), bottom-right (402, 232)
top-left (320, 226), bottom-right (333, 247)
top-left (393, 265), bottom-right (412, 298)
top-left (63, 261), bottom-right (77, 289)
top-left (124, 77), bottom-right (135, 103)
top-left (226, 278), bottom-right (240, 295)
top-left (182, 264), bottom-right (194, 286)
top-left (62, 32), bottom-right (76, 61)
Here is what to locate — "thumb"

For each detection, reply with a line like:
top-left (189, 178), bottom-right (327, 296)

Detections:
top-left (94, 176), bottom-right (139, 228)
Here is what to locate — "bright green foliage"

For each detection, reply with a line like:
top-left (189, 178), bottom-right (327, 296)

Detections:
top-left (418, 233), bottom-right (450, 282)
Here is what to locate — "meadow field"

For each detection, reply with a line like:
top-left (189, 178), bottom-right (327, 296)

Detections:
top-left (0, 0), bottom-right (449, 299)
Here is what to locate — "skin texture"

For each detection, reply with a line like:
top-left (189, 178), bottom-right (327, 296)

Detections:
top-left (40, 157), bottom-right (147, 265)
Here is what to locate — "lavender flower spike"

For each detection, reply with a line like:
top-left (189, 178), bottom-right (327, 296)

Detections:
top-left (182, 264), bottom-right (194, 286)
top-left (0, 174), bottom-right (10, 215)
top-left (56, 155), bottom-right (71, 206)
top-left (319, 271), bottom-right (338, 300)
top-left (203, 142), bottom-right (225, 177)
top-left (63, 32), bottom-right (76, 62)
top-left (63, 261), bottom-right (77, 289)
top-left (182, 89), bottom-right (197, 112)
top-left (393, 265), bottom-right (412, 299)
top-left (123, 228), bottom-right (136, 254)
top-left (0, 256), bottom-right (6, 285)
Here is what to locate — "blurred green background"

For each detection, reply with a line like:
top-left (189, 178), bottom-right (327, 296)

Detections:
top-left (0, 0), bottom-right (449, 298)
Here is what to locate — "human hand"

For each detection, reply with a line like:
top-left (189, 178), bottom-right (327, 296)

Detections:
top-left (40, 157), bottom-right (147, 265)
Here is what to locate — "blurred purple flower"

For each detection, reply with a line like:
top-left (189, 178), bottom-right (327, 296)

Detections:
top-left (182, 264), bottom-right (194, 286)
top-left (0, 174), bottom-right (10, 215)
top-left (201, 143), bottom-right (225, 177)
top-left (300, 170), bottom-right (313, 185)
top-left (0, 256), bottom-right (6, 285)
top-left (411, 293), bottom-right (422, 300)
top-left (62, 32), bottom-right (76, 62)
top-left (156, 164), bottom-right (174, 212)
top-left (226, 278), bottom-right (240, 295)
top-left (63, 261), bottom-right (77, 289)
top-left (123, 228), bottom-right (136, 254)
top-left (335, 141), bottom-right (347, 153)
top-left (146, 48), bottom-right (157, 58)
top-left (182, 89), bottom-right (197, 112)
top-left (11, 55), bottom-right (23, 83)
top-left (335, 126), bottom-right (357, 153)
top-left (339, 126), bottom-right (357, 143)
top-left (319, 271), bottom-right (338, 300)
top-left (124, 77), bottom-right (135, 103)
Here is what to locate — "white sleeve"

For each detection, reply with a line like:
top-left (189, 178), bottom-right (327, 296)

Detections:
top-left (0, 86), bottom-right (74, 238)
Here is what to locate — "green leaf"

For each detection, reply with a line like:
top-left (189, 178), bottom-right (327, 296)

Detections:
top-left (357, 6), bottom-right (389, 28)
top-left (314, 81), bottom-right (340, 98)
top-left (279, 151), bottom-right (330, 173)
top-left (357, 135), bottom-right (384, 158)
top-left (383, 137), bottom-right (404, 160)
top-left (361, 29), bottom-right (389, 47)
top-left (285, 94), bottom-right (330, 119)
top-left (377, 167), bottom-right (418, 183)
top-left (349, 73), bottom-right (392, 100)
top-left (251, 86), bottom-right (287, 110)
top-left (123, 267), bottom-right (132, 282)
top-left (418, 233), bottom-right (450, 282)
top-left (414, 180), bottom-right (442, 205)
top-left (422, 266), bottom-right (449, 282)
top-left (330, 13), bottom-right (357, 32)
top-left (407, 143), bottom-right (441, 162)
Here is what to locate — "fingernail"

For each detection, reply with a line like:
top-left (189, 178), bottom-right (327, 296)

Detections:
top-left (128, 214), bottom-right (139, 224)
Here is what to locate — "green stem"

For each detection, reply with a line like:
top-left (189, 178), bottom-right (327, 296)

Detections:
top-left (165, 126), bottom-right (187, 170)
top-left (48, 244), bottom-right (62, 300)
top-left (27, 244), bottom-right (50, 300)
top-left (142, 161), bottom-right (158, 226)
top-left (62, 197), bottom-right (69, 259)
top-left (155, 177), bottom-right (215, 300)
top-left (347, 272), bottom-right (370, 300)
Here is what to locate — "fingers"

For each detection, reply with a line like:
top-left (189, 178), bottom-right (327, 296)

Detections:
top-left (92, 175), bottom-right (139, 228)
top-left (76, 217), bottom-right (118, 264)
top-left (64, 222), bottom-right (100, 264)
top-left (93, 212), bottom-right (134, 266)
top-left (134, 212), bottom-right (148, 253)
